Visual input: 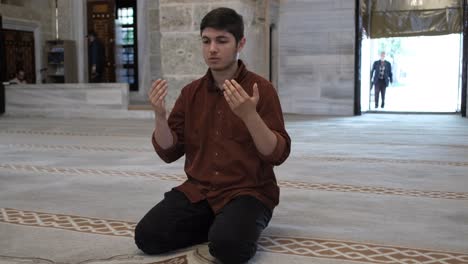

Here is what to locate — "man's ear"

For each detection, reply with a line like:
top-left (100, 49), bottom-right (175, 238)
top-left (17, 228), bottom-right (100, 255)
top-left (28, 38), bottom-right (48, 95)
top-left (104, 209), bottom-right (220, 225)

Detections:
top-left (237, 37), bottom-right (246, 52)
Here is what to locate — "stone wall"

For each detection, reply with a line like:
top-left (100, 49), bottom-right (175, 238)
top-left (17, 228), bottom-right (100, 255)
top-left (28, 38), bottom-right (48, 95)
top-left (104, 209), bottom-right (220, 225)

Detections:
top-left (0, 0), bottom-right (360, 116)
top-left (278, 0), bottom-right (356, 115)
top-left (158, 0), bottom-right (273, 109)
top-left (137, 0), bottom-right (162, 104)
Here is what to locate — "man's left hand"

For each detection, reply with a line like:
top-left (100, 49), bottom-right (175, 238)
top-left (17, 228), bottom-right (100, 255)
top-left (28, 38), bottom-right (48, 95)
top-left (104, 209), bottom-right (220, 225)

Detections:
top-left (223, 80), bottom-right (259, 121)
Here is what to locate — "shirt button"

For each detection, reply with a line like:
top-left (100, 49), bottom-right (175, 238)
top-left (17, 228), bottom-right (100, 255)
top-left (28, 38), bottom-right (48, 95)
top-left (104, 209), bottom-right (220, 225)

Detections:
top-left (215, 171), bottom-right (219, 175)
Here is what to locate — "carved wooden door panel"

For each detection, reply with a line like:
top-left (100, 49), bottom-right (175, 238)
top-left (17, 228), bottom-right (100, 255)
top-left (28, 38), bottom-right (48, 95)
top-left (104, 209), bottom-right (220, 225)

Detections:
top-left (2, 29), bottom-right (35, 83)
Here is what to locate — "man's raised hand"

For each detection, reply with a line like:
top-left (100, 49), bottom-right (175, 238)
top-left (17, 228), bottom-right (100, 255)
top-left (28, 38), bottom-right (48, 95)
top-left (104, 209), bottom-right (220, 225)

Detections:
top-left (223, 80), bottom-right (259, 121)
top-left (148, 79), bottom-right (168, 116)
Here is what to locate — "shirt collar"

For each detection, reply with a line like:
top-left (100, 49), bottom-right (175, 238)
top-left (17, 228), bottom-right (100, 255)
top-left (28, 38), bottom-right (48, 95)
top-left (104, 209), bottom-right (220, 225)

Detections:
top-left (205, 60), bottom-right (248, 93)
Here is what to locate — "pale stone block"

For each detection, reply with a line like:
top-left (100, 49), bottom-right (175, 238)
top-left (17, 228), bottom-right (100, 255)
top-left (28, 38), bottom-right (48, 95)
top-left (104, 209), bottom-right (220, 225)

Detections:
top-left (5, 83), bottom-right (130, 118)
top-left (193, 4), bottom-right (211, 31)
top-left (86, 90), bottom-right (123, 105)
top-left (284, 55), bottom-right (339, 67)
top-left (150, 31), bottom-right (161, 54)
top-left (340, 54), bottom-right (355, 67)
top-left (292, 97), bottom-right (354, 115)
top-left (24, 0), bottom-right (51, 9)
top-left (160, 5), bottom-right (192, 32)
top-left (280, 75), bottom-right (322, 99)
top-left (320, 73), bottom-right (354, 99)
top-left (243, 0), bottom-right (267, 24)
top-left (243, 28), bottom-right (268, 78)
top-left (161, 33), bottom-right (206, 75)
top-left (30, 10), bottom-right (41, 21)
top-left (43, 33), bottom-right (55, 42)
top-left (148, 8), bottom-right (160, 31)
top-left (164, 75), bottom-right (202, 110)
top-left (1, 5), bottom-right (23, 18)
top-left (150, 55), bottom-right (162, 77)
top-left (334, 0), bottom-right (355, 9)
top-left (147, 0), bottom-right (159, 9)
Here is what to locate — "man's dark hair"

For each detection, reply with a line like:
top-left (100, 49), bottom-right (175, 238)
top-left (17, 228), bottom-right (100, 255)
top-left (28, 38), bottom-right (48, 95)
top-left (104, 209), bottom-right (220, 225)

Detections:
top-left (200, 7), bottom-right (244, 43)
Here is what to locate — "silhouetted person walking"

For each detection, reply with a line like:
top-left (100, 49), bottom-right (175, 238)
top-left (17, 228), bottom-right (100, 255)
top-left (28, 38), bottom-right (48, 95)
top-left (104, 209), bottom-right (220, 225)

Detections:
top-left (371, 51), bottom-right (393, 108)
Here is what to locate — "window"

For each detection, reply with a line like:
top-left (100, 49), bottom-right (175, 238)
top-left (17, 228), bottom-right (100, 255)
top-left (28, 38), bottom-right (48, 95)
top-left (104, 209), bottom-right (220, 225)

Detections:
top-left (116, 1), bottom-right (138, 91)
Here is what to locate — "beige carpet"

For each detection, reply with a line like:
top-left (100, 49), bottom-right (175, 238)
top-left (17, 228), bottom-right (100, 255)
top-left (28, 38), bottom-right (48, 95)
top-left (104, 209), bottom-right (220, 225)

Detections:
top-left (0, 114), bottom-right (467, 263)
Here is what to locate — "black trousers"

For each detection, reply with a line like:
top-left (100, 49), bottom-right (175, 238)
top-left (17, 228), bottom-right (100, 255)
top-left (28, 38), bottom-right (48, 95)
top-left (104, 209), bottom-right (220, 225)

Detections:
top-left (134, 189), bottom-right (273, 264)
top-left (375, 79), bottom-right (387, 107)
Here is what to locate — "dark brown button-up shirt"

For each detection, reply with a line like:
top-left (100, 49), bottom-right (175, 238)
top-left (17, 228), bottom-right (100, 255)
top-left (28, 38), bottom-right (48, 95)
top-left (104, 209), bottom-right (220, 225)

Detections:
top-left (152, 60), bottom-right (291, 213)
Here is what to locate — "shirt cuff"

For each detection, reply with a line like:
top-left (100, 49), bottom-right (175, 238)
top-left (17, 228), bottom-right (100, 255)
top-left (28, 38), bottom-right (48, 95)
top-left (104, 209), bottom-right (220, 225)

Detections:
top-left (151, 130), bottom-right (179, 161)
top-left (257, 131), bottom-right (287, 165)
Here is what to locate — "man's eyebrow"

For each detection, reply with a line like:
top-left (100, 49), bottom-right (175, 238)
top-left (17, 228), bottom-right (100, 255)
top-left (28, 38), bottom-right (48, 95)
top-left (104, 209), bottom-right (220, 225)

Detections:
top-left (201, 35), bottom-right (229, 39)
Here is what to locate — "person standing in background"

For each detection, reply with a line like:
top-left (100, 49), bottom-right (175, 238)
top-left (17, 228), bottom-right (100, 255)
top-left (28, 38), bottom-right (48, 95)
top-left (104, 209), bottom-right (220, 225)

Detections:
top-left (9, 69), bottom-right (27, 84)
top-left (87, 31), bottom-right (104, 83)
top-left (371, 51), bottom-right (393, 108)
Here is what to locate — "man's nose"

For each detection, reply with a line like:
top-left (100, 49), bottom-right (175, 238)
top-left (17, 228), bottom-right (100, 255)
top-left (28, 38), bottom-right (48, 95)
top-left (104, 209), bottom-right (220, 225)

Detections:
top-left (209, 42), bottom-right (218, 53)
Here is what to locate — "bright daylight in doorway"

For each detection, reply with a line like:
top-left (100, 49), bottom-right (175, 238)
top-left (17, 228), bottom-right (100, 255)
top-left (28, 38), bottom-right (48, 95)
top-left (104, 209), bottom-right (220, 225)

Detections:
top-left (361, 34), bottom-right (463, 113)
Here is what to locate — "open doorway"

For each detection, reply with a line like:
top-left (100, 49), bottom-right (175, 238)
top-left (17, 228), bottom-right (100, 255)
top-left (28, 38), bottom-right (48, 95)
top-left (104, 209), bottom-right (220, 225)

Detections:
top-left (86, 0), bottom-right (138, 90)
top-left (356, 0), bottom-right (467, 116)
top-left (361, 34), bottom-right (463, 113)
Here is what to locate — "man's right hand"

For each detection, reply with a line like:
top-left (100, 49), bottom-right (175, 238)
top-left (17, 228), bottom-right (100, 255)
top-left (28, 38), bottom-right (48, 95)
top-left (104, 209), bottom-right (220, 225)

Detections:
top-left (149, 79), bottom-right (174, 149)
top-left (148, 79), bottom-right (168, 116)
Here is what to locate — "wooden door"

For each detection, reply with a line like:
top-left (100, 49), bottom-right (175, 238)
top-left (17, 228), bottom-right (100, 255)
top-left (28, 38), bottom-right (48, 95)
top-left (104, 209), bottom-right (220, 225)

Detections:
top-left (87, 0), bottom-right (116, 82)
top-left (2, 29), bottom-right (35, 83)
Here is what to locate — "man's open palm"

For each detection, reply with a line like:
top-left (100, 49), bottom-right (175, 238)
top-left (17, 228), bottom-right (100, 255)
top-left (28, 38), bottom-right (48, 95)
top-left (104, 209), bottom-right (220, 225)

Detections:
top-left (223, 80), bottom-right (259, 120)
top-left (148, 79), bottom-right (168, 116)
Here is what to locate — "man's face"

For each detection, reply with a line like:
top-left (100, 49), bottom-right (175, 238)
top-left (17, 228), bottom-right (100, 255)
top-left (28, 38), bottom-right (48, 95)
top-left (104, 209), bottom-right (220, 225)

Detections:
top-left (380, 52), bottom-right (386, 61)
top-left (201, 27), bottom-right (245, 72)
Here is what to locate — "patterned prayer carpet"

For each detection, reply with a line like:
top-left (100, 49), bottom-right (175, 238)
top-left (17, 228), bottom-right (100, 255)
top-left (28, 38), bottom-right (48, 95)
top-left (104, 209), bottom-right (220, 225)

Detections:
top-left (1, 114), bottom-right (467, 263)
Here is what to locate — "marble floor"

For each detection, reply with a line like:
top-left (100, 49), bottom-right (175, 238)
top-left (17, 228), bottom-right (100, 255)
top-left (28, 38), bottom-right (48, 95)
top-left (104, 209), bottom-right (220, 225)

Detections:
top-left (367, 85), bottom-right (461, 113)
top-left (0, 114), bottom-right (468, 264)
